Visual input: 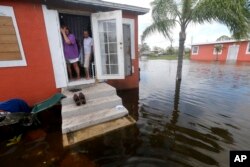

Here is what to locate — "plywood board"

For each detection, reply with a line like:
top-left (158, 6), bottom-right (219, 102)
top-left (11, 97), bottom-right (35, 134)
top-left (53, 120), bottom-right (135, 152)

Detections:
top-left (0, 26), bottom-right (15, 35)
top-left (0, 16), bottom-right (22, 61)
top-left (62, 116), bottom-right (136, 147)
top-left (0, 43), bottom-right (20, 52)
top-left (0, 16), bottom-right (13, 26)
top-left (0, 35), bottom-right (18, 44)
top-left (0, 52), bottom-right (22, 61)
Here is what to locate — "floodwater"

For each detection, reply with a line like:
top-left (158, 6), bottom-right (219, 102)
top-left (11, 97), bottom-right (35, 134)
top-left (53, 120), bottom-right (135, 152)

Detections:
top-left (1, 60), bottom-right (250, 167)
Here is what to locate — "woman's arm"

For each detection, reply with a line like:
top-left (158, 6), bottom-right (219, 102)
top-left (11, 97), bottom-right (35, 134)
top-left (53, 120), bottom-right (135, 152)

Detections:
top-left (61, 28), bottom-right (72, 44)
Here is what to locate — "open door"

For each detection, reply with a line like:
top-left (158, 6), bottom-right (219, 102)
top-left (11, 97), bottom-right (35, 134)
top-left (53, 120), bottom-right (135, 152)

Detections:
top-left (91, 10), bottom-right (125, 80)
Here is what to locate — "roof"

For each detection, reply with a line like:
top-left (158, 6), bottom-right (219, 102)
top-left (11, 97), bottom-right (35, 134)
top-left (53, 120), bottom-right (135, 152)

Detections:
top-left (192, 39), bottom-right (250, 46)
top-left (42, 0), bottom-right (149, 15)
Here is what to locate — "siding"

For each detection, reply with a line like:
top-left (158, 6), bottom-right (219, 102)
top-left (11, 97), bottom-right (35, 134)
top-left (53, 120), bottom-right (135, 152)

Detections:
top-left (0, 1), bottom-right (58, 105)
top-left (190, 41), bottom-right (250, 62)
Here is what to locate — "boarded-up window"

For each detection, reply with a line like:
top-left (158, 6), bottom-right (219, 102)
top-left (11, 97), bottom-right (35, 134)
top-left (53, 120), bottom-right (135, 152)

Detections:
top-left (0, 5), bottom-right (26, 67)
top-left (0, 16), bottom-right (22, 61)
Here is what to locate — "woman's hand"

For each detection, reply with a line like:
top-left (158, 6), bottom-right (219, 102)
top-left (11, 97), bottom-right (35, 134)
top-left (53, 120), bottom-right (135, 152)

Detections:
top-left (60, 28), bottom-right (65, 34)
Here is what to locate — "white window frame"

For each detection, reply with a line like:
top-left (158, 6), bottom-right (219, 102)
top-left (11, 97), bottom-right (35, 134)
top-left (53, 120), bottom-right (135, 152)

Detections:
top-left (246, 42), bottom-right (250, 54)
top-left (213, 44), bottom-right (223, 55)
top-left (122, 18), bottom-right (135, 59)
top-left (192, 46), bottom-right (199, 55)
top-left (0, 5), bottom-right (27, 68)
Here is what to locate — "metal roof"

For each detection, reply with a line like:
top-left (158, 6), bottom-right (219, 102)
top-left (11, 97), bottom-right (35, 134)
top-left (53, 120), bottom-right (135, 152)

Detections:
top-left (42, 0), bottom-right (149, 15)
top-left (192, 39), bottom-right (250, 46)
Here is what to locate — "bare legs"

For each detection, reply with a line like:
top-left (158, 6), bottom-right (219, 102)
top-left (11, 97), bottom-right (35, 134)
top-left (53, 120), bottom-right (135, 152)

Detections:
top-left (85, 68), bottom-right (90, 80)
top-left (67, 64), bottom-right (73, 80)
top-left (84, 54), bottom-right (91, 80)
top-left (67, 62), bottom-right (80, 80)
top-left (73, 62), bottom-right (80, 79)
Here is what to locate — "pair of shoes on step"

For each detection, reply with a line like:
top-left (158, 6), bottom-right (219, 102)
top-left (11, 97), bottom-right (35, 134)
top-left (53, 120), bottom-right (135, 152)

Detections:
top-left (73, 92), bottom-right (86, 106)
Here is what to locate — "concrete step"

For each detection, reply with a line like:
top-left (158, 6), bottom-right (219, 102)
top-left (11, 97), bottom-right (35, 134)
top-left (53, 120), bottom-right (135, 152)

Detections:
top-left (61, 83), bottom-right (116, 105)
top-left (62, 106), bottom-right (129, 134)
top-left (61, 95), bottom-right (122, 119)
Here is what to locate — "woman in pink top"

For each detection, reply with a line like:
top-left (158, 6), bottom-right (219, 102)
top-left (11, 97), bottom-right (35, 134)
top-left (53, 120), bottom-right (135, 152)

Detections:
top-left (61, 26), bottom-right (80, 80)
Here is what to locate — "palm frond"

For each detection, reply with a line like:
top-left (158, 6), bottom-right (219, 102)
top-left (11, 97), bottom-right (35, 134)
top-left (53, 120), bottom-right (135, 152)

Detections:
top-left (192, 0), bottom-right (250, 39)
top-left (142, 0), bottom-right (179, 42)
top-left (151, 0), bottom-right (180, 22)
top-left (142, 19), bottom-right (175, 42)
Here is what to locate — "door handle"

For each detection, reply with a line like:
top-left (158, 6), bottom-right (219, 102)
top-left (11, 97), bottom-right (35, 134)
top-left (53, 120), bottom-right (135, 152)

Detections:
top-left (120, 42), bottom-right (123, 45)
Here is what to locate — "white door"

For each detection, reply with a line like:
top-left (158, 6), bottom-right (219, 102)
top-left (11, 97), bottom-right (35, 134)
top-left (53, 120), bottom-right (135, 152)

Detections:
top-left (227, 45), bottom-right (239, 61)
top-left (42, 5), bottom-right (68, 88)
top-left (91, 10), bottom-right (125, 80)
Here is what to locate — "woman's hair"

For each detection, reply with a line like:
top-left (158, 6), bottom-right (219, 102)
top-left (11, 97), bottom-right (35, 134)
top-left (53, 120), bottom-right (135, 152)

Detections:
top-left (61, 25), bottom-right (71, 33)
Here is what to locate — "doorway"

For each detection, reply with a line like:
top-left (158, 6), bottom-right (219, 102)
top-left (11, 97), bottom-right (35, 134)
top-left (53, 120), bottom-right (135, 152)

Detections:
top-left (227, 44), bottom-right (239, 62)
top-left (59, 13), bottom-right (95, 84)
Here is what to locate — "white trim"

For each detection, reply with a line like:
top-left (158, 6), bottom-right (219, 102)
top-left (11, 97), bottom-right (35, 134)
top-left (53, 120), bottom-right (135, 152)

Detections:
top-left (192, 39), bottom-right (250, 46)
top-left (67, 79), bottom-right (95, 87)
top-left (42, 5), bottom-right (68, 88)
top-left (123, 18), bottom-right (135, 59)
top-left (192, 46), bottom-right (199, 55)
top-left (0, 5), bottom-right (27, 68)
top-left (213, 44), bottom-right (223, 55)
top-left (246, 42), bottom-right (250, 54)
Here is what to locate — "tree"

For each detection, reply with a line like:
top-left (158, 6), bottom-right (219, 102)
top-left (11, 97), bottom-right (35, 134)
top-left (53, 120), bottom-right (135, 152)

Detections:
top-left (142, 0), bottom-right (250, 80)
top-left (216, 35), bottom-right (232, 41)
top-left (140, 43), bottom-right (151, 53)
top-left (153, 46), bottom-right (164, 53)
top-left (214, 44), bottom-right (223, 61)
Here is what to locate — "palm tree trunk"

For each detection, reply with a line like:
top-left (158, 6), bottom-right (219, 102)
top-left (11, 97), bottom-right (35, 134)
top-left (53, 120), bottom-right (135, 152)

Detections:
top-left (176, 26), bottom-right (186, 80)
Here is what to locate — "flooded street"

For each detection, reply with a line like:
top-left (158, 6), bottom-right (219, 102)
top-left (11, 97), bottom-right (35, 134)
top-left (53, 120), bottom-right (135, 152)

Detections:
top-left (137, 60), bottom-right (250, 167)
top-left (1, 60), bottom-right (250, 167)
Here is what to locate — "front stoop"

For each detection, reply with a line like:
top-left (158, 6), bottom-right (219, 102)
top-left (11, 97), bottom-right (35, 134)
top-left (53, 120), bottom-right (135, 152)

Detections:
top-left (61, 83), bottom-right (135, 145)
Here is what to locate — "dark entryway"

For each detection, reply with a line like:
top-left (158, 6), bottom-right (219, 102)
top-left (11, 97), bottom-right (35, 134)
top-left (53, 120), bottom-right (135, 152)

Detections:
top-left (59, 13), bottom-right (94, 79)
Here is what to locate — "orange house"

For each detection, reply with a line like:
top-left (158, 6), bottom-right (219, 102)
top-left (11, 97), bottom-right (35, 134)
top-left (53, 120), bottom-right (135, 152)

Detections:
top-left (0, 0), bottom-right (149, 106)
top-left (190, 40), bottom-right (250, 62)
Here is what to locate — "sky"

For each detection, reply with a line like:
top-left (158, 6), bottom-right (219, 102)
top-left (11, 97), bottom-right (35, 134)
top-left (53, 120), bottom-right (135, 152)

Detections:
top-left (103, 0), bottom-right (231, 49)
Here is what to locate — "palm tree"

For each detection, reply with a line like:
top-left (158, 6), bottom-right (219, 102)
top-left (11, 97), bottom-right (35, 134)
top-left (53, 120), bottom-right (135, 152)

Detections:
top-left (142, 0), bottom-right (250, 80)
top-left (214, 44), bottom-right (223, 61)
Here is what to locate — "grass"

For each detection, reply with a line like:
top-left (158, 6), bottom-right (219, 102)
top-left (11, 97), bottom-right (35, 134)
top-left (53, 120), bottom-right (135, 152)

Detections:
top-left (147, 54), bottom-right (190, 60)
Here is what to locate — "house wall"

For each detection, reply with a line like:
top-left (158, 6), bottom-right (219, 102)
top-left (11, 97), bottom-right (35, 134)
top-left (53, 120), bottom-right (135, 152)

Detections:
top-left (190, 41), bottom-right (250, 62)
top-left (108, 12), bottom-right (139, 90)
top-left (0, 0), bottom-right (59, 106)
top-left (237, 41), bottom-right (250, 61)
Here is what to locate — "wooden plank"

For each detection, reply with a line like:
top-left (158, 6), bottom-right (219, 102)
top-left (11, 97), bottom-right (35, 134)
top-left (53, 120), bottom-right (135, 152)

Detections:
top-left (0, 52), bottom-right (22, 61)
top-left (0, 26), bottom-right (15, 35)
top-left (0, 43), bottom-right (20, 52)
top-left (0, 35), bottom-right (18, 44)
top-left (0, 16), bottom-right (13, 26)
top-left (62, 116), bottom-right (136, 147)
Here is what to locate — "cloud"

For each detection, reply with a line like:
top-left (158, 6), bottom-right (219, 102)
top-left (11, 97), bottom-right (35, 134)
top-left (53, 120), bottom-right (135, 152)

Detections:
top-left (103, 0), bottom-right (231, 49)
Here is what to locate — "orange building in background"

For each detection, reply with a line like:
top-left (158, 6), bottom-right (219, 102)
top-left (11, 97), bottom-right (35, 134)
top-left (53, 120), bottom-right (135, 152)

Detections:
top-left (190, 40), bottom-right (250, 62)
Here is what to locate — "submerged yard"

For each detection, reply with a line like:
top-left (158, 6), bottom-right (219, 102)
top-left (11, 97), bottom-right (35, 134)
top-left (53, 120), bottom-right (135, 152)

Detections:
top-left (1, 59), bottom-right (250, 167)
